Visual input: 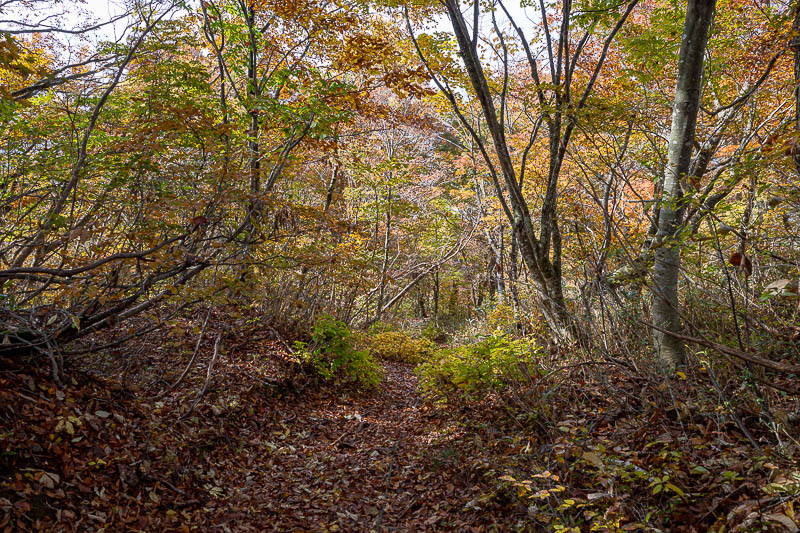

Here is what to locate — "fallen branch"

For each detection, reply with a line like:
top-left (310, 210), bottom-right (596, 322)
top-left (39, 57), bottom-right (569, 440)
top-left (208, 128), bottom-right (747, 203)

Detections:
top-left (181, 333), bottom-right (222, 420)
top-left (531, 360), bottom-right (626, 390)
top-left (266, 325), bottom-right (294, 354)
top-left (643, 320), bottom-right (800, 374)
top-left (158, 306), bottom-right (213, 397)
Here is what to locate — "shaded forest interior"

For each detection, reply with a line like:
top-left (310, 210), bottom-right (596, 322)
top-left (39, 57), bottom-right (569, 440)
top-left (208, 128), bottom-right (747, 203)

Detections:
top-left (1, 0), bottom-right (800, 530)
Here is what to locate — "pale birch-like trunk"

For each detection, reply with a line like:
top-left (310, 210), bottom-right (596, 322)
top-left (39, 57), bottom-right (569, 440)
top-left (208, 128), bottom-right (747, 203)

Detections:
top-left (652, 0), bottom-right (716, 368)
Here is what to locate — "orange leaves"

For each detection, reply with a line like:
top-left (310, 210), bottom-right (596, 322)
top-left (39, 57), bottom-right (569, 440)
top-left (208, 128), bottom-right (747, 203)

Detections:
top-left (382, 66), bottom-right (435, 99)
top-left (342, 34), bottom-right (393, 69)
top-left (763, 131), bottom-right (800, 161)
top-left (190, 215), bottom-right (208, 229)
top-left (728, 252), bottom-right (753, 276)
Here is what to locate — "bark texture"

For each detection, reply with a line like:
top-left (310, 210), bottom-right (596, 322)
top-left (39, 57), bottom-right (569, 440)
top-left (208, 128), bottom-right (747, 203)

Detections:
top-left (652, 0), bottom-right (716, 368)
top-left (794, 1), bottom-right (800, 176)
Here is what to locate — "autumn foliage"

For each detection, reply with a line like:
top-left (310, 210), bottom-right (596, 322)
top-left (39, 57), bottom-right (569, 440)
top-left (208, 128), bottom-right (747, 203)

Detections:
top-left (1, 0), bottom-right (799, 530)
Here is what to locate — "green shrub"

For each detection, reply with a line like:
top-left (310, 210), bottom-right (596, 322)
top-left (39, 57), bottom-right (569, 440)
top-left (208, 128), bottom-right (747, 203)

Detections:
top-left (486, 303), bottom-right (516, 333)
top-left (294, 315), bottom-right (382, 389)
top-left (368, 331), bottom-right (434, 364)
top-left (416, 334), bottom-right (542, 402)
top-left (420, 323), bottom-right (449, 344)
top-left (367, 321), bottom-right (396, 334)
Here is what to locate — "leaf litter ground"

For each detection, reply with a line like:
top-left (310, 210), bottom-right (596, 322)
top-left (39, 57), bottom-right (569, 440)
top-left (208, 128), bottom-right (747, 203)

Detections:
top-left (2, 312), bottom-right (799, 531)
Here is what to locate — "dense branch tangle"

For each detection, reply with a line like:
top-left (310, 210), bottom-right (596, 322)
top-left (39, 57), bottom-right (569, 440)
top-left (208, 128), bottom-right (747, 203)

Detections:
top-left (0, 0), bottom-right (332, 361)
top-left (405, 0), bottom-right (638, 338)
top-left (0, 0), bottom-right (462, 365)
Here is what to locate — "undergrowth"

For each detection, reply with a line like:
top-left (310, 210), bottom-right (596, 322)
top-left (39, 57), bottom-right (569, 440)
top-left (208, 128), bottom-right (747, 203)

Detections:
top-left (418, 353), bottom-right (800, 532)
top-left (416, 334), bottom-right (544, 402)
top-left (367, 330), bottom-right (435, 363)
top-left (293, 314), bottom-right (382, 389)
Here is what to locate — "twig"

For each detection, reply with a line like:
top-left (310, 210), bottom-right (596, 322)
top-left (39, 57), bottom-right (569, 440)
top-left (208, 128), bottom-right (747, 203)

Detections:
top-left (728, 358), bottom-right (800, 395)
top-left (156, 478), bottom-right (187, 496)
top-left (181, 333), bottom-right (221, 420)
top-left (235, 367), bottom-right (280, 389)
top-left (328, 420), bottom-right (366, 450)
top-left (43, 343), bottom-right (64, 388)
top-left (159, 306), bottom-right (213, 397)
top-left (140, 473), bottom-right (188, 496)
top-left (642, 320), bottom-right (800, 374)
top-left (705, 360), bottom-right (764, 456)
top-left (398, 498), bottom-right (417, 519)
top-left (374, 437), bottom-right (403, 532)
top-left (266, 325), bottom-right (294, 354)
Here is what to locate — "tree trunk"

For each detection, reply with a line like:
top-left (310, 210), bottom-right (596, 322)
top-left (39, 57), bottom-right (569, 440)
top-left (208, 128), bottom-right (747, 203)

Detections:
top-left (487, 253), bottom-right (497, 300)
top-left (793, 1), bottom-right (800, 176)
top-left (375, 183), bottom-right (392, 323)
top-left (433, 267), bottom-right (440, 325)
top-left (417, 284), bottom-right (427, 318)
top-left (323, 131), bottom-right (341, 214)
top-left (443, 0), bottom-right (570, 336)
top-left (497, 227), bottom-right (505, 301)
top-left (652, 0), bottom-right (716, 369)
top-left (246, 4), bottom-right (260, 206)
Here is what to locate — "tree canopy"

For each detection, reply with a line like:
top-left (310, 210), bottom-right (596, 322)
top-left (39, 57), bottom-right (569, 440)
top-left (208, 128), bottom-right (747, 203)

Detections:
top-left (1, 0), bottom-right (799, 530)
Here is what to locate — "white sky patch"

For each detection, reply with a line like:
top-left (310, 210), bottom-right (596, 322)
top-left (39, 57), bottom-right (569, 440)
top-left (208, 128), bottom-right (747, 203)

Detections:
top-left (431, 1), bottom-right (540, 38)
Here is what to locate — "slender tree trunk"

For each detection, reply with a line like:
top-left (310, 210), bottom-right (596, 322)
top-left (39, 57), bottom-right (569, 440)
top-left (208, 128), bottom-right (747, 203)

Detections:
top-left (408, 0), bottom-right (636, 342)
top-left (487, 253), bottom-right (497, 300)
top-left (443, 0), bottom-right (571, 337)
top-left (324, 159), bottom-right (340, 214)
top-left (652, 0), bottom-right (716, 369)
top-left (514, 238), bottom-right (570, 337)
top-left (247, 12), bottom-right (260, 204)
top-left (237, 3), bottom-right (260, 283)
top-left (509, 231), bottom-right (521, 309)
top-left (433, 268), bottom-right (440, 325)
top-left (376, 183), bottom-right (392, 322)
top-left (793, 1), bottom-right (800, 176)
top-left (417, 282), bottom-right (428, 318)
top-left (497, 227), bottom-right (505, 301)
top-left (324, 130), bottom-right (341, 214)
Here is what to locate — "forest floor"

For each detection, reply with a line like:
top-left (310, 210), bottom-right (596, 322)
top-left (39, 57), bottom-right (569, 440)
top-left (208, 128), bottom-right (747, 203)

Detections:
top-left (1, 319), bottom-right (520, 532)
top-left (2, 312), bottom-right (800, 532)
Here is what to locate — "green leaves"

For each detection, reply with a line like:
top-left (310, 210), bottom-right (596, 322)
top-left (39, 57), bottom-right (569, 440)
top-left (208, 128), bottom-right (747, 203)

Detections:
top-left (294, 315), bottom-right (382, 389)
top-left (416, 334), bottom-right (543, 402)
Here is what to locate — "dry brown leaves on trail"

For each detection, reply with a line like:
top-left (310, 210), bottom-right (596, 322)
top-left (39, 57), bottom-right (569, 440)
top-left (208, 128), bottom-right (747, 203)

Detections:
top-left (0, 324), bottom-right (508, 532)
top-left (1, 316), bottom-right (800, 532)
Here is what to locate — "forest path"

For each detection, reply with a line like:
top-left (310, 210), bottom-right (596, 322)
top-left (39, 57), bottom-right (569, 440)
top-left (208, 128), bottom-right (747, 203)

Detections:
top-left (5, 337), bottom-right (788, 532)
top-left (228, 360), bottom-right (494, 532)
top-left (2, 345), bottom-right (515, 532)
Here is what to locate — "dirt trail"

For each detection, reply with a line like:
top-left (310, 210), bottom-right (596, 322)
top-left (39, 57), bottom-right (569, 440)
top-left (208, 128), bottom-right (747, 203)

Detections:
top-left (6, 326), bottom-right (798, 532)
top-left (2, 347), bottom-right (511, 532)
top-left (227, 361), bottom-right (493, 532)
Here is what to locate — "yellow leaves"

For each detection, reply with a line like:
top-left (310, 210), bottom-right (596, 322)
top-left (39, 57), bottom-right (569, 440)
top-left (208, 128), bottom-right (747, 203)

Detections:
top-left (500, 470), bottom-right (565, 501)
top-left (0, 33), bottom-right (52, 96)
top-left (341, 34), bottom-right (393, 69)
top-left (529, 485), bottom-right (566, 500)
top-left (582, 450), bottom-right (604, 469)
top-left (334, 232), bottom-right (366, 256)
top-left (54, 415), bottom-right (81, 435)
